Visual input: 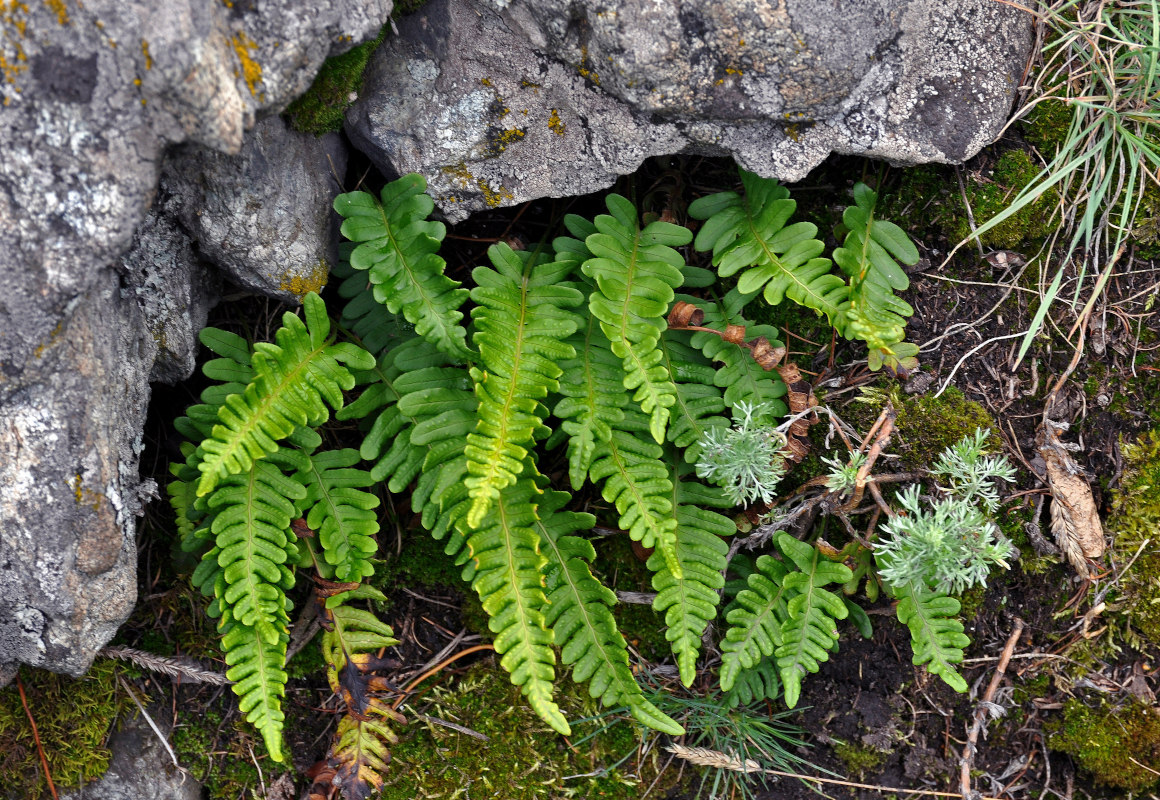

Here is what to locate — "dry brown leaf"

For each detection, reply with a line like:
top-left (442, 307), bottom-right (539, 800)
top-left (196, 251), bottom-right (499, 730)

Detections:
top-left (1037, 420), bottom-right (1104, 575)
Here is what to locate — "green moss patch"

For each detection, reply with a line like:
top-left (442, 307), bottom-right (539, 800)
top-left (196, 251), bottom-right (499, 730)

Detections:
top-left (831, 740), bottom-right (888, 778)
top-left (892, 388), bottom-right (1000, 472)
top-left (0, 661), bottom-right (134, 797)
top-left (285, 27), bottom-right (387, 136)
top-left (1047, 698), bottom-right (1160, 792)
top-left (1109, 428), bottom-right (1160, 644)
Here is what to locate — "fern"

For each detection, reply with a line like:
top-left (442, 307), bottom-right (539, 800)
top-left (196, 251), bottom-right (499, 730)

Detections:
top-left (832, 183), bottom-right (920, 372)
top-left (690, 290), bottom-right (788, 414)
top-left (722, 659), bottom-right (781, 709)
top-left (464, 474), bottom-right (569, 734)
top-left (196, 293), bottom-right (374, 496)
top-left (221, 618), bottom-right (289, 762)
top-left (650, 468), bottom-right (733, 686)
top-left (718, 554), bottom-right (794, 692)
top-left (535, 489), bottom-right (684, 734)
top-left (464, 244), bottom-right (583, 528)
top-left (332, 244), bottom-right (412, 359)
top-left (892, 580), bottom-right (970, 693)
top-left (334, 174), bottom-right (472, 360)
top-left (689, 169), bottom-right (848, 322)
top-left (582, 194), bottom-right (690, 443)
top-left (296, 448), bottom-right (380, 583)
top-left (773, 533), bottom-right (853, 708)
top-left (657, 330), bottom-right (729, 463)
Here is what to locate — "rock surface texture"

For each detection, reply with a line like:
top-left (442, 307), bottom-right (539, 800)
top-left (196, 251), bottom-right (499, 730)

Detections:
top-left (0, 0), bottom-right (390, 684)
top-left (348, 0), bottom-right (1032, 221)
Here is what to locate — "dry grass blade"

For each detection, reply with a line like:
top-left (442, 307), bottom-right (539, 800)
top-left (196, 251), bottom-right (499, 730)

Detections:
top-left (100, 645), bottom-right (232, 685)
top-left (1037, 420), bottom-right (1105, 575)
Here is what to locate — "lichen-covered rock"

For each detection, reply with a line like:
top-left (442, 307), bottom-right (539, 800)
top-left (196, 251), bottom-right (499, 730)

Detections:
top-left (0, 0), bottom-right (391, 683)
top-left (347, 0), bottom-right (1031, 221)
top-left (162, 116), bottom-right (347, 301)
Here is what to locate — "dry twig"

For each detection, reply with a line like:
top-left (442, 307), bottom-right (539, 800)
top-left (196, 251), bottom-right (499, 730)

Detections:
top-left (16, 673), bottom-right (59, 800)
top-left (960, 619), bottom-right (1025, 799)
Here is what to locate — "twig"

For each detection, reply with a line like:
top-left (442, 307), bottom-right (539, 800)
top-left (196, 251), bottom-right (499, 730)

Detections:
top-left (615, 590), bottom-right (658, 605)
top-left (960, 619), bottom-right (1025, 799)
top-left (413, 712), bottom-right (490, 741)
top-left (17, 673), bottom-right (59, 800)
top-left (390, 644), bottom-right (495, 711)
top-left (116, 674), bottom-right (181, 770)
top-left (100, 646), bottom-right (231, 685)
top-left (666, 744), bottom-right (1005, 799)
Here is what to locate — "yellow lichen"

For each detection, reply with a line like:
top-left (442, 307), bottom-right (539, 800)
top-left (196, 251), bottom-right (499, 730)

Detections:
top-left (231, 31), bottom-right (263, 99)
top-left (0, 1), bottom-right (30, 87)
top-left (43, 0), bottom-right (67, 25)
top-left (140, 38), bottom-right (152, 69)
top-left (547, 108), bottom-right (565, 136)
top-left (480, 76), bottom-right (492, 87)
top-left (278, 260), bottom-right (329, 299)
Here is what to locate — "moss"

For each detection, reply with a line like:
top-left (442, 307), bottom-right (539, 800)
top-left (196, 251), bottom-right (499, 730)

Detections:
top-left (379, 661), bottom-right (663, 800)
top-left (285, 26), bottom-right (387, 136)
top-left (831, 740), bottom-right (888, 778)
top-left (1023, 98), bottom-right (1073, 156)
top-left (955, 584), bottom-right (986, 621)
top-left (173, 709), bottom-right (265, 800)
top-left (953, 150), bottom-right (1058, 250)
top-left (1046, 698), bottom-right (1160, 792)
top-left (0, 661), bottom-right (135, 797)
top-left (391, 0), bottom-right (429, 17)
top-left (1108, 428), bottom-right (1160, 645)
top-left (892, 387), bottom-right (999, 472)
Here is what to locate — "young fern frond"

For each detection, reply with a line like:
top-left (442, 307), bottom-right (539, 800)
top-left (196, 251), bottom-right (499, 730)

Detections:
top-left (464, 244), bottom-right (583, 528)
top-left (773, 533), bottom-right (853, 708)
top-left (718, 554), bottom-right (794, 692)
top-left (535, 489), bottom-right (684, 735)
top-left (196, 293), bottom-right (374, 496)
top-left (690, 289), bottom-right (788, 414)
top-left (650, 467), bottom-right (733, 686)
top-left (464, 474), bottom-right (568, 734)
top-left (331, 244), bottom-right (412, 359)
top-left (221, 618), bottom-right (289, 763)
top-left (657, 331), bottom-right (729, 463)
top-left (832, 183), bottom-right (920, 372)
top-left (892, 581), bottom-right (970, 693)
top-left (296, 448), bottom-right (380, 583)
top-left (581, 193), bottom-right (690, 443)
top-left (554, 308), bottom-right (628, 490)
top-left (689, 169), bottom-right (847, 321)
top-left (334, 174), bottom-right (472, 360)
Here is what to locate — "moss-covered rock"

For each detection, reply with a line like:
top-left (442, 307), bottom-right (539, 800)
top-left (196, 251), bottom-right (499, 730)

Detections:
top-left (1109, 428), bottom-right (1160, 644)
top-left (0, 661), bottom-right (135, 798)
top-left (1047, 698), bottom-right (1160, 792)
top-left (285, 27), bottom-right (387, 136)
top-left (954, 150), bottom-right (1058, 250)
top-left (891, 387), bottom-right (1000, 472)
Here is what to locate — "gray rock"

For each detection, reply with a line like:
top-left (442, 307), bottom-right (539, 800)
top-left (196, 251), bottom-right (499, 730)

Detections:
top-left (163, 116), bottom-right (348, 301)
top-left (347, 0), bottom-right (1031, 221)
top-left (59, 704), bottom-right (203, 800)
top-left (0, 0), bottom-right (391, 683)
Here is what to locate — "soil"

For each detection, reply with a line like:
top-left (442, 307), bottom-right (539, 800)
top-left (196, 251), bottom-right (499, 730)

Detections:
top-left (119, 137), bottom-right (1160, 800)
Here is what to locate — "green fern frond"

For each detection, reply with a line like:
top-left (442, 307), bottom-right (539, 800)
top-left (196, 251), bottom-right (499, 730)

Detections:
top-left (650, 468), bottom-right (733, 686)
top-left (554, 312), bottom-right (628, 490)
top-left (773, 533), bottom-right (853, 708)
top-left (209, 456), bottom-right (306, 642)
top-left (690, 290), bottom-right (789, 414)
top-left (332, 244), bottom-right (413, 359)
top-left (588, 421), bottom-right (680, 579)
top-left (196, 293), bottom-right (374, 496)
top-left (719, 554), bottom-right (794, 692)
top-left (535, 489), bottom-right (683, 735)
top-left (297, 449), bottom-right (380, 583)
top-left (831, 183), bottom-right (920, 373)
top-left (464, 244), bottom-right (583, 528)
top-left (892, 581), bottom-right (970, 693)
top-left (581, 194), bottom-right (690, 443)
top-left (321, 584), bottom-right (400, 702)
top-left (334, 174), bottom-right (472, 360)
top-left (657, 330), bottom-right (728, 462)
top-left (221, 618), bottom-right (289, 762)
top-left (464, 476), bottom-right (568, 734)
top-left (689, 169), bottom-right (847, 321)
top-left (722, 659), bottom-right (781, 709)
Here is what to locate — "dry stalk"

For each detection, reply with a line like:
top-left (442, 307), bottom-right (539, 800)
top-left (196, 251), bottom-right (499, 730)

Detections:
top-left (960, 618), bottom-right (1025, 799)
top-left (100, 645), bottom-right (231, 685)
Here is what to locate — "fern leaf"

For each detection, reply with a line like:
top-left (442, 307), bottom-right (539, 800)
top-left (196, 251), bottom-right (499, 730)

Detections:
top-left (723, 659), bottom-right (781, 709)
top-left (773, 533), bottom-right (853, 708)
top-left (209, 457), bottom-right (306, 642)
top-left (464, 244), bottom-right (583, 528)
top-left (657, 330), bottom-right (728, 462)
top-left (332, 243), bottom-right (413, 359)
top-left (893, 581), bottom-right (970, 693)
top-left (718, 554), bottom-right (794, 692)
top-left (331, 712), bottom-right (401, 800)
top-left (465, 476), bottom-right (569, 734)
top-left (650, 467), bottom-right (733, 686)
top-left (831, 183), bottom-right (920, 373)
top-left (690, 290), bottom-right (789, 414)
top-left (222, 618), bottom-right (289, 762)
top-left (535, 489), bottom-right (683, 735)
top-left (554, 312), bottom-right (628, 490)
top-left (582, 194), bottom-right (690, 443)
top-left (334, 174), bottom-right (472, 360)
top-left (689, 169), bottom-right (848, 321)
top-left (196, 293), bottom-right (374, 496)
top-left (297, 449), bottom-right (380, 583)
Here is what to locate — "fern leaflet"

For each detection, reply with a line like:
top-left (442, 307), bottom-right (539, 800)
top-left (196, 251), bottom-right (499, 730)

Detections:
top-left (657, 330), bottom-right (728, 463)
top-left (892, 580), bottom-right (970, 693)
top-left (297, 448), bottom-right (380, 583)
top-left (773, 533), bottom-right (853, 708)
top-left (718, 554), bottom-right (794, 692)
top-left (690, 289), bottom-right (788, 414)
top-left (222, 618), bottom-right (289, 762)
top-left (464, 244), bottom-right (583, 528)
top-left (334, 173), bottom-right (472, 360)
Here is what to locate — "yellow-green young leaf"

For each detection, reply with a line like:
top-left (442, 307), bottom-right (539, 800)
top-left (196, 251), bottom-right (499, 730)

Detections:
top-left (893, 580), bottom-right (970, 693)
top-left (222, 619), bottom-right (289, 762)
